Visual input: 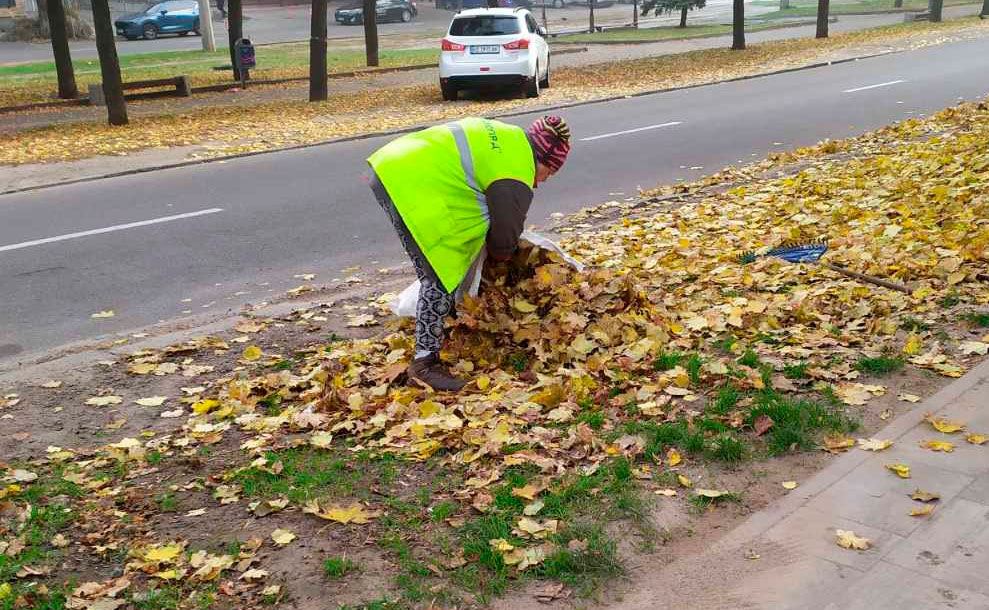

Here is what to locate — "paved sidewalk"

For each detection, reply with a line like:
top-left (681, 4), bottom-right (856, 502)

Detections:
top-left (609, 356), bottom-right (989, 610)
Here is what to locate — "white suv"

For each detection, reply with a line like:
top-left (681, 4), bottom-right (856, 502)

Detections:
top-left (438, 8), bottom-right (550, 101)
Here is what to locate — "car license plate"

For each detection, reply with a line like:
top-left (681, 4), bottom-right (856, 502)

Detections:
top-left (470, 45), bottom-right (500, 54)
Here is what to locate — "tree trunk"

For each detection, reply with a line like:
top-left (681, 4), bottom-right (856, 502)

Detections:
top-left (363, 0), bottom-right (379, 66)
top-left (228, 0), bottom-right (244, 80)
top-left (632, 0), bottom-right (638, 28)
top-left (197, 0), bottom-right (216, 51)
top-left (816, 0), bottom-right (829, 37)
top-left (679, 5), bottom-right (688, 26)
top-left (309, 0), bottom-right (328, 101)
top-left (780, 0), bottom-right (789, 8)
top-left (45, 0), bottom-right (78, 99)
top-left (732, 0), bottom-right (744, 49)
top-left (982, 0), bottom-right (988, 16)
top-left (90, 0), bottom-right (127, 125)
top-left (893, 0), bottom-right (902, 7)
top-left (928, 0), bottom-right (942, 21)
top-left (589, 0), bottom-right (595, 32)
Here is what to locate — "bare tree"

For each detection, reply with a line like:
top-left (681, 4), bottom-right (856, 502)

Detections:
top-left (928, 0), bottom-right (943, 21)
top-left (363, 0), bottom-right (379, 66)
top-left (228, 0), bottom-right (245, 80)
top-left (42, 0), bottom-right (78, 99)
top-left (816, 0), bottom-right (829, 37)
top-left (732, 0), bottom-right (744, 49)
top-left (310, 0), bottom-right (328, 100)
top-left (90, 0), bottom-right (127, 124)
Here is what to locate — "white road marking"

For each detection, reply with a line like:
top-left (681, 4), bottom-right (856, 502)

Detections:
top-left (580, 121), bottom-right (683, 142)
top-left (842, 80), bottom-right (906, 93)
top-left (0, 208), bottom-right (224, 253)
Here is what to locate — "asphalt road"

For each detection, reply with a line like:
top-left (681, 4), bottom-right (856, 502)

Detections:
top-left (2, 36), bottom-right (989, 364)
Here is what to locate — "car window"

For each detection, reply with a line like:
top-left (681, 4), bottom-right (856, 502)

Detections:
top-left (166, 1), bottom-right (195, 10)
top-left (525, 14), bottom-right (537, 32)
top-left (145, 2), bottom-right (166, 13)
top-left (449, 15), bottom-right (521, 36)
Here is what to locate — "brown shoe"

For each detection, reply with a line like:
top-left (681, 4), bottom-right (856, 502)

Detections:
top-left (407, 353), bottom-right (468, 392)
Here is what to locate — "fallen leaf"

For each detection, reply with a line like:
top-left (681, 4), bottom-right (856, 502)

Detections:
top-left (909, 504), bottom-right (935, 517)
top-left (694, 489), bottom-right (731, 498)
top-left (91, 310), bottom-right (115, 319)
top-left (242, 346), bottom-right (262, 361)
top-left (919, 440), bottom-right (955, 452)
top-left (40, 380), bottom-right (62, 389)
top-left (857, 438), bottom-right (893, 451)
top-left (835, 529), bottom-right (871, 551)
top-left (270, 529), bottom-right (296, 546)
top-left (781, 481), bottom-right (798, 490)
top-left (823, 436), bottom-right (856, 454)
top-left (654, 489), bottom-right (677, 497)
top-left (885, 463), bottom-right (911, 479)
top-left (523, 499), bottom-right (544, 516)
top-left (753, 414), bottom-right (774, 436)
top-left (925, 413), bottom-right (966, 434)
top-left (346, 314), bottom-right (377, 327)
top-left (302, 500), bottom-right (378, 524)
top-left (240, 568), bottom-right (269, 581)
top-left (910, 489), bottom-right (940, 502)
top-left (134, 396), bottom-right (168, 407)
top-left (676, 474), bottom-right (692, 488)
top-left (965, 433), bottom-right (987, 445)
top-left (897, 393), bottom-right (921, 403)
top-left (666, 448), bottom-right (682, 467)
top-left (12, 469), bottom-right (37, 483)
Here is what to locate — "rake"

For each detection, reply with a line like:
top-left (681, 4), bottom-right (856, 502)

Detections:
top-left (736, 240), bottom-right (911, 294)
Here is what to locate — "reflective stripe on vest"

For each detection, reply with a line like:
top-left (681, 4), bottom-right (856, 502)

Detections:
top-left (367, 118), bottom-right (535, 293)
top-left (448, 121), bottom-right (490, 223)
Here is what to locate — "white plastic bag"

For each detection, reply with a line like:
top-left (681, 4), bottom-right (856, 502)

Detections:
top-left (390, 231), bottom-right (583, 317)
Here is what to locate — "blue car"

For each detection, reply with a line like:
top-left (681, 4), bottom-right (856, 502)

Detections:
top-left (115, 0), bottom-right (200, 40)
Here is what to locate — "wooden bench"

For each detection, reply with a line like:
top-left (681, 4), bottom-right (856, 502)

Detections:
top-left (88, 75), bottom-right (191, 106)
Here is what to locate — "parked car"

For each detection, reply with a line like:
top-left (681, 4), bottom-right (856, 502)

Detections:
top-left (439, 8), bottom-right (549, 100)
top-left (335, 0), bottom-right (418, 25)
top-left (546, 0), bottom-right (613, 7)
top-left (115, 0), bottom-right (200, 40)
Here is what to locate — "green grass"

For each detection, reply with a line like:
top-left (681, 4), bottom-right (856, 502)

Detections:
top-left (130, 585), bottom-right (183, 610)
top-left (747, 390), bottom-right (858, 455)
top-left (708, 434), bottom-right (747, 463)
top-left (0, 473), bottom-right (78, 610)
top-left (653, 351), bottom-right (684, 371)
top-left (939, 289), bottom-right (963, 308)
top-left (709, 385), bottom-right (742, 414)
top-left (752, 0), bottom-right (978, 19)
top-left (233, 447), bottom-right (396, 505)
top-left (324, 556), bottom-right (360, 579)
top-left (737, 349), bottom-right (761, 368)
top-left (430, 500), bottom-right (459, 523)
top-left (624, 420), bottom-right (706, 459)
top-left (899, 316), bottom-right (932, 332)
top-left (962, 312), bottom-right (989, 327)
top-left (533, 523), bottom-right (622, 597)
top-left (156, 492), bottom-right (180, 513)
top-left (783, 362), bottom-right (810, 379)
top-left (688, 491), bottom-right (742, 512)
top-left (855, 355), bottom-right (904, 375)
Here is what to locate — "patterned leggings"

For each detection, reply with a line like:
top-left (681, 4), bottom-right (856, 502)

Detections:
top-left (370, 173), bottom-right (455, 359)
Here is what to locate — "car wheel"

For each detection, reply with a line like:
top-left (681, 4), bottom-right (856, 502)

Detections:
top-left (525, 64), bottom-right (540, 98)
top-left (192, 19), bottom-right (200, 35)
top-left (539, 58), bottom-right (549, 88)
top-left (441, 81), bottom-right (458, 101)
top-left (142, 23), bottom-right (158, 40)
top-left (179, 30), bottom-right (189, 36)
top-left (401, 8), bottom-right (412, 21)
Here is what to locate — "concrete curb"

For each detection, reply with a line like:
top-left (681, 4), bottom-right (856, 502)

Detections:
top-left (711, 354), bottom-right (989, 554)
top-left (0, 48), bottom-right (900, 197)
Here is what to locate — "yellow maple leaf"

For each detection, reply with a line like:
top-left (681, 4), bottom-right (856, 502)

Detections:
top-left (303, 500), bottom-right (378, 524)
top-left (270, 529), bottom-right (296, 546)
top-left (902, 333), bottom-right (923, 355)
top-left (242, 346), bottom-right (262, 361)
top-left (835, 529), bottom-right (871, 551)
top-left (919, 440), bottom-right (955, 452)
top-left (965, 433), bottom-right (987, 445)
top-left (666, 449), bottom-right (682, 467)
top-left (885, 463), bottom-right (911, 479)
top-left (857, 438), bottom-right (893, 451)
top-left (925, 413), bottom-right (966, 434)
top-left (143, 543), bottom-right (183, 563)
top-left (909, 504), bottom-right (934, 517)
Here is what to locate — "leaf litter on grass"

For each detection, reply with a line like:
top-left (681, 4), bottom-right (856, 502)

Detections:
top-left (4, 94), bottom-right (989, 609)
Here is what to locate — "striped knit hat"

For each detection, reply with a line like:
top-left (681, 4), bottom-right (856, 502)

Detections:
top-left (527, 115), bottom-right (571, 173)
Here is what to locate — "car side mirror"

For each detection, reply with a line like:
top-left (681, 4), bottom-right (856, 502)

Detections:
top-left (160, 9), bottom-right (167, 13)
top-left (537, 25), bottom-right (547, 36)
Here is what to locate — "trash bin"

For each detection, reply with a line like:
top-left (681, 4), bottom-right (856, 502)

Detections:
top-left (234, 37), bottom-right (256, 83)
